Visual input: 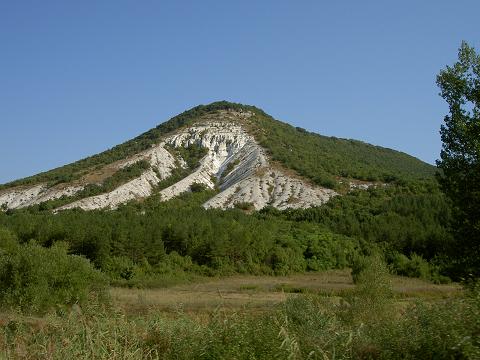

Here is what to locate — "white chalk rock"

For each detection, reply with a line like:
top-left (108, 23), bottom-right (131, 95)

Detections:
top-left (0, 111), bottom-right (338, 211)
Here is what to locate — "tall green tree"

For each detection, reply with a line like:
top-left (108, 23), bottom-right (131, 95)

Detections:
top-left (436, 41), bottom-right (480, 276)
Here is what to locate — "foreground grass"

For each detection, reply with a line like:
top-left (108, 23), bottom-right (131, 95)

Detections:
top-left (0, 270), bottom-right (478, 359)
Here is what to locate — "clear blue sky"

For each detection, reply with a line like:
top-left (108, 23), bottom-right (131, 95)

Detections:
top-left (1, 1), bottom-right (478, 184)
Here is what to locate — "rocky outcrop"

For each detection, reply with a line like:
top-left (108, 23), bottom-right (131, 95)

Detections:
top-left (57, 144), bottom-right (179, 211)
top-left (204, 169), bottom-right (336, 210)
top-left (0, 111), bottom-right (338, 211)
top-left (0, 184), bottom-right (84, 209)
top-left (57, 169), bottom-right (161, 211)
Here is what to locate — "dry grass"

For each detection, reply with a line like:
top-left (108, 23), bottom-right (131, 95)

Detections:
top-left (391, 275), bottom-right (460, 299)
top-left (0, 269), bottom-right (469, 360)
top-left (111, 270), bottom-right (461, 316)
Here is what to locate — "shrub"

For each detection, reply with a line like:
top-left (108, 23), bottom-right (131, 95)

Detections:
top-left (234, 202), bottom-right (255, 211)
top-left (224, 159), bottom-right (240, 175)
top-left (392, 252), bottom-right (431, 277)
top-left (303, 233), bottom-right (357, 271)
top-left (190, 182), bottom-right (207, 193)
top-left (0, 240), bottom-right (108, 313)
top-left (390, 252), bottom-right (451, 283)
top-left (0, 284), bottom-right (479, 358)
top-left (0, 227), bottom-right (18, 253)
top-left (104, 255), bottom-right (136, 280)
top-left (361, 281), bottom-right (480, 359)
top-left (270, 247), bottom-right (306, 275)
top-left (346, 254), bottom-right (393, 324)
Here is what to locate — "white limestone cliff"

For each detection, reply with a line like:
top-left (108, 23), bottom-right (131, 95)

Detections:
top-left (0, 111), bottom-right (338, 211)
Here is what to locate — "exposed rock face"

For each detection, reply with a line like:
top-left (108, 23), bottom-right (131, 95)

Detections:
top-left (0, 184), bottom-right (84, 209)
top-left (0, 185), bottom-right (45, 209)
top-left (157, 121), bottom-right (253, 202)
top-left (0, 111), bottom-right (338, 211)
top-left (57, 169), bottom-right (162, 211)
top-left (57, 144), bottom-right (179, 211)
top-left (204, 170), bottom-right (336, 210)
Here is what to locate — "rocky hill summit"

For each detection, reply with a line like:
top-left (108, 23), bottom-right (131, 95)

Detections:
top-left (0, 102), bottom-right (434, 212)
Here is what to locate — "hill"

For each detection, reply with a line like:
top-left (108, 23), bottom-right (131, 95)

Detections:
top-left (0, 101), bottom-right (435, 212)
top-left (0, 101), bottom-right (452, 295)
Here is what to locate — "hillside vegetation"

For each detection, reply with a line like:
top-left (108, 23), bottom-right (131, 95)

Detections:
top-left (0, 101), bottom-right (434, 191)
top-left (0, 181), bottom-right (452, 291)
top-left (251, 113), bottom-right (435, 187)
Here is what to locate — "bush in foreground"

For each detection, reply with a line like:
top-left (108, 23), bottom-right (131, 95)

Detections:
top-left (0, 231), bottom-right (108, 313)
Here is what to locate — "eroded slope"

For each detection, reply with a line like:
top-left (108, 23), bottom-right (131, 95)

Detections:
top-left (0, 110), bottom-right (337, 211)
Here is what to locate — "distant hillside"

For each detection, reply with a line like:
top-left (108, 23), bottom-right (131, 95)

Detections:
top-left (251, 114), bottom-right (435, 188)
top-left (0, 101), bottom-right (435, 193)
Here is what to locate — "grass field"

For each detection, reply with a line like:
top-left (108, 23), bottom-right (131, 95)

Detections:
top-left (2, 269), bottom-right (476, 359)
top-left (111, 270), bottom-right (460, 316)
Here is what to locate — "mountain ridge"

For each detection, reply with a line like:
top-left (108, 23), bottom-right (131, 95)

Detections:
top-left (0, 101), bottom-right (435, 211)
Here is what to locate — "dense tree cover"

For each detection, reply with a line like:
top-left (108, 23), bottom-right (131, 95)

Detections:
top-left (0, 180), bottom-right (453, 286)
top-left (0, 191), bottom-right (360, 283)
top-left (260, 182), bottom-right (453, 282)
top-left (249, 113), bottom-right (435, 188)
top-left (436, 42), bottom-right (480, 277)
top-left (0, 101), bottom-right (434, 192)
top-left (261, 181), bottom-right (452, 260)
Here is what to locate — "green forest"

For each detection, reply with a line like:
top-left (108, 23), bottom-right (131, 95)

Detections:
top-left (0, 173), bottom-right (456, 310)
